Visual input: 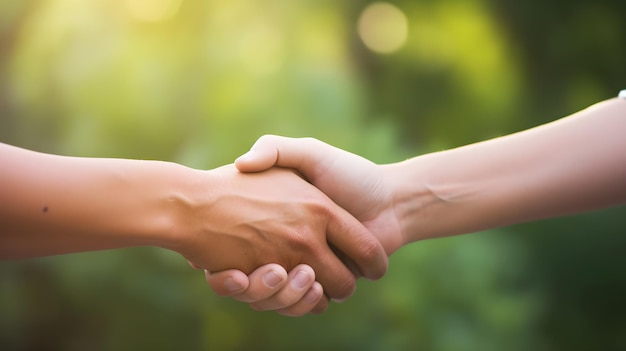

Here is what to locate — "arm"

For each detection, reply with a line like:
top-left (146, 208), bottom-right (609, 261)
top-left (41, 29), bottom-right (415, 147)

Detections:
top-left (210, 97), bottom-right (626, 311)
top-left (237, 98), bottom-right (626, 246)
top-left (0, 143), bottom-right (388, 301)
top-left (389, 97), bottom-right (626, 242)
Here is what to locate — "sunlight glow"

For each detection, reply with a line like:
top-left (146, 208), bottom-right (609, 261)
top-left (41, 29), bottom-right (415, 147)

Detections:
top-left (358, 2), bottom-right (408, 54)
top-left (237, 23), bottom-right (285, 76)
top-left (124, 0), bottom-right (182, 22)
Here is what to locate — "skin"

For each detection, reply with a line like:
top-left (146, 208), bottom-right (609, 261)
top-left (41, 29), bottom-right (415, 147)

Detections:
top-left (0, 143), bottom-right (389, 302)
top-left (208, 97), bottom-right (626, 315)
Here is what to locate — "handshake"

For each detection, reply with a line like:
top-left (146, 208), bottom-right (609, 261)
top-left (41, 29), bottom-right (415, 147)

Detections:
top-left (2, 97), bottom-right (625, 317)
top-left (197, 135), bottom-right (404, 317)
top-left (0, 135), bottom-right (406, 317)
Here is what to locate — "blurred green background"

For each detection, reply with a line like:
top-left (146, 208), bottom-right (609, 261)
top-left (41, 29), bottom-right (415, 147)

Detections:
top-left (1, 0), bottom-right (625, 350)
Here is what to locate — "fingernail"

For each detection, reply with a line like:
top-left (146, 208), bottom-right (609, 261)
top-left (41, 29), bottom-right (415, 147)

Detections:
top-left (263, 270), bottom-right (283, 288)
top-left (225, 277), bottom-right (243, 292)
top-left (303, 287), bottom-right (322, 304)
top-left (291, 270), bottom-right (311, 290)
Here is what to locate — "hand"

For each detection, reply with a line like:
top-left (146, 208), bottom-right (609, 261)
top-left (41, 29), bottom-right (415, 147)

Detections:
top-left (203, 264), bottom-right (328, 316)
top-left (206, 136), bottom-right (405, 314)
top-left (177, 164), bottom-right (388, 301)
top-left (235, 136), bottom-right (404, 253)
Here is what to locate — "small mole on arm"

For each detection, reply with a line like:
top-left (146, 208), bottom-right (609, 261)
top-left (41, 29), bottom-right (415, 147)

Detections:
top-left (42, 206), bottom-right (48, 213)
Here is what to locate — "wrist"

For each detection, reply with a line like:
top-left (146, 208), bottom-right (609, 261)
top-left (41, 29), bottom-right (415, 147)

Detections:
top-left (145, 163), bottom-right (215, 253)
top-left (386, 152), bottom-right (474, 244)
top-left (97, 158), bottom-right (211, 253)
top-left (385, 157), bottom-right (436, 245)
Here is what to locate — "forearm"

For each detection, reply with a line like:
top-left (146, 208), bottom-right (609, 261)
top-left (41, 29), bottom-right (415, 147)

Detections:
top-left (390, 98), bottom-right (626, 244)
top-left (0, 143), bottom-right (194, 259)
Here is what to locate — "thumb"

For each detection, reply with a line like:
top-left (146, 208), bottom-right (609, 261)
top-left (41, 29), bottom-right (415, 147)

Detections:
top-left (234, 140), bottom-right (278, 173)
top-left (205, 269), bottom-right (250, 296)
top-left (235, 135), bottom-right (324, 176)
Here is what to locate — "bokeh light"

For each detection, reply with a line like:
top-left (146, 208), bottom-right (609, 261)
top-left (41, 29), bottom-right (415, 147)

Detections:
top-left (357, 2), bottom-right (408, 54)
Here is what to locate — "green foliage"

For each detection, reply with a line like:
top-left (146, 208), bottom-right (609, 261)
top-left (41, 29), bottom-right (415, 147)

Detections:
top-left (1, 0), bottom-right (625, 350)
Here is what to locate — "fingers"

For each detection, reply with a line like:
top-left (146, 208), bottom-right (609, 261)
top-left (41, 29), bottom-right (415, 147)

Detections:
top-left (276, 282), bottom-right (327, 317)
top-left (232, 264), bottom-right (289, 303)
top-left (311, 244), bottom-right (359, 300)
top-left (205, 252), bottom-right (360, 311)
top-left (309, 292), bottom-right (330, 314)
top-left (235, 135), bottom-right (328, 177)
top-left (249, 265), bottom-right (321, 314)
top-left (205, 264), bottom-right (288, 299)
top-left (204, 269), bottom-right (251, 296)
top-left (326, 206), bottom-right (388, 281)
top-left (232, 135), bottom-right (388, 304)
top-left (237, 135), bottom-right (388, 287)
top-left (207, 264), bottom-right (328, 317)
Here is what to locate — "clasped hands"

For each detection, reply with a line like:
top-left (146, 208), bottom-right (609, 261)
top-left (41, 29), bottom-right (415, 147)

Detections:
top-left (177, 98), bottom-right (626, 316)
top-left (186, 136), bottom-right (404, 317)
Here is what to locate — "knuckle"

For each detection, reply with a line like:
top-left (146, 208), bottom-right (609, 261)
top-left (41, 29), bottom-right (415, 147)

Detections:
top-left (330, 276), bottom-right (356, 301)
top-left (301, 136), bottom-right (320, 146)
top-left (287, 227), bottom-right (319, 254)
top-left (287, 233), bottom-right (311, 253)
top-left (257, 134), bottom-right (276, 144)
top-left (241, 289), bottom-right (265, 303)
top-left (359, 237), bottom-right (382, 261)
top-left (272, 293), bottom-right (297, 309)
top-left (307, 200), bottom-right (332, 219)
top-left (358, 238), bottom-right (388, 279)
